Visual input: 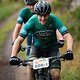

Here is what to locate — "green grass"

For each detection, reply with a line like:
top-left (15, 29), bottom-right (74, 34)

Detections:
top-left (51, 1), bottom-right (80, 80)
top-left (0, 2), bottom-right (24, 21)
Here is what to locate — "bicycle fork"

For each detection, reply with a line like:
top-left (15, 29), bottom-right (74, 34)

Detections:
top-left (35, 68), bottom-right (52, 80)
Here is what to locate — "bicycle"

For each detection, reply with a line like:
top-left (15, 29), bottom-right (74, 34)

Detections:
top-left (17, 46), bottom-right (66, 80)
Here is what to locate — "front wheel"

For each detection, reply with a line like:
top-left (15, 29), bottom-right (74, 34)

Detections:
top-left (35, 69), bottom-right (46, 80)
top-left (48, 73), bottom-right (52, 80)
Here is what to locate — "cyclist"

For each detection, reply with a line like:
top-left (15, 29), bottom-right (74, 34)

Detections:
top-left (12, 0), bottom-right (64, 57)
top-left (12, 0), bottom-right (38, 56)
top-left (10, 1), bottom-right (74, 80)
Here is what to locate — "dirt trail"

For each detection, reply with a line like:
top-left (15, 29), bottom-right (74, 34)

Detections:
top-left (0, 13), bottom-right (28, 80)
top-left (0, 29), bottom-right (28, 80)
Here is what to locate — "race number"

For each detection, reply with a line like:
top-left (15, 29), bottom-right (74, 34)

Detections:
top-left (33, 58), bottom-right (49, 70)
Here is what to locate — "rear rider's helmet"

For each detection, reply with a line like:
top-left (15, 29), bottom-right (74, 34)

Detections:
top-left (24, 0), bottom-right (38, 5)
top-left (34, 1), bottom-right (51, 16)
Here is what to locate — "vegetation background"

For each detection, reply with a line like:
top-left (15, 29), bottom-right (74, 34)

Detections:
top-left (0, 0), bottom-right (80, 80)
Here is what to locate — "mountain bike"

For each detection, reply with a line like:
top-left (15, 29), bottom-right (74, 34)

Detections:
top-left (17, 47), bottom-right (65, 80)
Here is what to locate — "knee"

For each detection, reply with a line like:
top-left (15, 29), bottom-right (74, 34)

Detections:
top-left (53, 71), bottom-right (60, 79)
top-left (50, 69), bottom-right (60, 80)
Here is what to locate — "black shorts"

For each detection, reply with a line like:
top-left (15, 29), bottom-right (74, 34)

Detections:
top-left (29, 45), bottom-right (61, 69)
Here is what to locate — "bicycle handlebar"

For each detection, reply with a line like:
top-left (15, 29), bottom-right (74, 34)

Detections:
top-left (17, 54), bottom-right (65, 67)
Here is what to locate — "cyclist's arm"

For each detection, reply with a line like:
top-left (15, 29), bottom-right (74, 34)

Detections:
top-left (13, 23), bottom-right (22, 42)
top-left (11, 24), bottom-right (31, 57)
top-left (63, 33), bottom-right (73, 51)
top-left (11, 16), bottom-right (35, 57)
top-left (56, 29), bottom-right (64, 40)
top-left (53, 15), bottom-right (73, 50)
top-left (11, 36), bottom-right (24, 57)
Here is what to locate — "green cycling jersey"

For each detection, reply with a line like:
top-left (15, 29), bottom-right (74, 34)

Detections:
top-left (20, 13), bottom-right (68, 50)
top-left (17, 7), bottom-right (34, 24)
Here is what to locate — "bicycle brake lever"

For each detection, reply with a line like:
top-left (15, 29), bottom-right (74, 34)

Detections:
top-left (21, 47), bottom-right (26, 51)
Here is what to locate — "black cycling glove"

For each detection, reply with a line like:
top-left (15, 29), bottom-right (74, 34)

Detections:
top-left (63, 50), bottom-right (74, 60)
top-left (10, 56), bottom-right (21, 65)
top-left (57, 40), bottom-right (64, 48)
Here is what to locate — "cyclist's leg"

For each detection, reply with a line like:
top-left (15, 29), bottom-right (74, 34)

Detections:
top-left (47, 47), bottom-right (61, 80)
top-left (26, 33), bottom-right (32, 57)
top-left (50, 69), bottom-right (60, 80)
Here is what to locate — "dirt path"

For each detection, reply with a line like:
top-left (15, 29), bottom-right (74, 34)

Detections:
top-left (0, 12), bottom-right (28, 80)
top-left (0, 30), bottom-right (28, 80)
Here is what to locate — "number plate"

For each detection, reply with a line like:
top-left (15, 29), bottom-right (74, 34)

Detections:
top-left (33, 58), bottom-right (49, 70)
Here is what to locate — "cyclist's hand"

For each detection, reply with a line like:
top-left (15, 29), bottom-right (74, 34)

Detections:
top-left (63, 50), bottom-right (74, 60)
top-left (57, 40), bottom-right (64, 48)
top-left (9, 56), bottom-right (21, 65)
